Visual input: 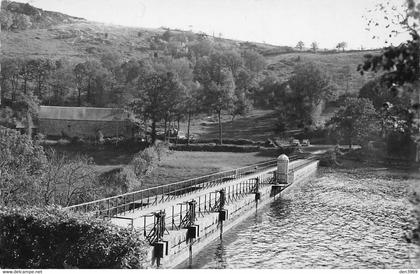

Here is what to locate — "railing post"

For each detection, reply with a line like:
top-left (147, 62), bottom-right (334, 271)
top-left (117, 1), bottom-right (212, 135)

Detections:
top-left (123, 196), bottom-right (126, 215)
top-left (277, 154), bottom-right (289, 184)
top-left (143, 216), bottom-right (146, 236)
top-left (204, 193), bottom-right (207, 211)
top-left (107, 199), bottom-right (110, 217)
top-left (209, 192), bottom-right (212, 209)
top-left (180, 204), bottom-right (183, 225)
top-left (172, 206), bottom-right (175, 230)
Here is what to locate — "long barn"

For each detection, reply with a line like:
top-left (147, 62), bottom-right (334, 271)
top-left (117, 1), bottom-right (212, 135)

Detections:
top-left (38, 106), bottom-right (134, 139)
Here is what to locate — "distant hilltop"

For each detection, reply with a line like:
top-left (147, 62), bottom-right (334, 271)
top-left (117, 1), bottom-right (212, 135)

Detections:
top-left (0, 0), bottom-right (379, 96)
top-left (0, 0), bottom-right (85, 31)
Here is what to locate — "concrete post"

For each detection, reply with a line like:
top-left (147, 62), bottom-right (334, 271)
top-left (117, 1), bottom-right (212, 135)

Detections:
top-left (277, 154), bottom-right (289, 184)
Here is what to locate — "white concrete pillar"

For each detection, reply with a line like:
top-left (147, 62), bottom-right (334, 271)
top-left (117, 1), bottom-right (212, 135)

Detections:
top-left (277, 154), bottom-right (289, 184)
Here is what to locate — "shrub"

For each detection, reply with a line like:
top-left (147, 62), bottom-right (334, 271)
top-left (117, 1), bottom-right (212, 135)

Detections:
top-left (129, 143), bottom-right (169, 178)
top-left (0, 206), bottom-right (149, 269)
top-left (98, 166), bottom-right (139, 197)
top-left (154, 141), bottom-right (169, 161)
top-left (0, 126), bottom-right (47, 206)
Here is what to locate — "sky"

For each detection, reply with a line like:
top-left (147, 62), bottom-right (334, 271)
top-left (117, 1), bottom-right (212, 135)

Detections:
top-left (29, 0), bottom-right (411, 50)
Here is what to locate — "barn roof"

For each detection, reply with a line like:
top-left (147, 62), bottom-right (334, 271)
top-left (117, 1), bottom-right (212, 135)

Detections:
top-left (39, 106), bottom-right (131, 121)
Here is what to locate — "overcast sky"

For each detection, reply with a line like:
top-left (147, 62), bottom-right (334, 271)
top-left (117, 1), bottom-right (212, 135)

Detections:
top-left (29, 0), bottom-right (410, 49)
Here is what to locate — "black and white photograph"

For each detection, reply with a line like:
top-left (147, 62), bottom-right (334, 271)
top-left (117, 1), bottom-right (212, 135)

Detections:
top-left (0, 0), bottom-right (419, 270)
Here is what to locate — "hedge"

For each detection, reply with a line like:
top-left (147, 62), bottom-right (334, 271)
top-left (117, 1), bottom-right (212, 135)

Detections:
top-left (170, 144), bottom-right (299, 154)
top-left (170, 144), bottom-right (262, 152)
top-left (0, 206), bottom-right (149, 269)
top-left (172, 138), bottom-right (267, 146)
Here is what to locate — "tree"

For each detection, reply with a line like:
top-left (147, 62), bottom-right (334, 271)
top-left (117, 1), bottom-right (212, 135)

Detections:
top-left (0, 58), bottom-right (40, 135)
top-left (336, 41), bottom-right (347, 52)
top-left (282, 62), bottom-right (336, 128)
top-left (0, 126), bottom-right (46, 206)
top-left (0, 126), bottom-right (101, 207)
top-left (41, 150), bottom-right (99, 206)
top-left (310, 41), bottom-right (319, 52)
top-left (73, 63), bottom-right (87, 106)
top-left (184, 82), bottom-right (202, 144)
top-left (358, 0), bottom-right (419, 159)
top-left (296, 41), bottom-right (305, 51)
top-left (188, 39), bottom-right (214, 58)
top-left (230, 90), bottom-right (252, 121)
top-left (359, 78), bottom-right (411, 110)
top-left (194, 53), bottom-right (237, 144)
top-left (254, 73), bottom-right (288, 108)
top-left (242, 50), bottom-right (266, 74)
top-left (48, 60), bottom-right (75, 105)
top-left (327, 98), bottom-right (379, 148)
top-left (129, 71), bottom-right (185, 144)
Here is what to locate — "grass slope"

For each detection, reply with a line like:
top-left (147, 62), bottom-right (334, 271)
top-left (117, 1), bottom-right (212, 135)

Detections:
top-left (141, 151), bottom-right (273, 188)
top-left (266, 51), bottom-right (378, 95)
top-left (178, 109), bottom-right (278, 141)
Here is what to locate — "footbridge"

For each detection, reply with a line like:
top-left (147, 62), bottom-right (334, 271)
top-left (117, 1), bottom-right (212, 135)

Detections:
top-left (66, 154), bottom-right (320, 268)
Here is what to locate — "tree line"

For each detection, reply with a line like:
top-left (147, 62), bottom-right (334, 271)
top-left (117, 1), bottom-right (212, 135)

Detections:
top-left (0, 42), bottom-right (269, 144)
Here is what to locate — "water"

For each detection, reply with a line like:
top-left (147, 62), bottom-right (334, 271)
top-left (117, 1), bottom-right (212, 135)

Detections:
top-left (178, 168), bottom-right (419, 269)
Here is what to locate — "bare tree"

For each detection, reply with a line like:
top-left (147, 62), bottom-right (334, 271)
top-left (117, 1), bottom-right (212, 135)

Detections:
top-left (41, 150), bottom-right (99, 206)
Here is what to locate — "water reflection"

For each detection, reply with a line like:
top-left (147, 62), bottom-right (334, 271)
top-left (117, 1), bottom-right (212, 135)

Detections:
top-left (177, 168), bottom-right (419, 269)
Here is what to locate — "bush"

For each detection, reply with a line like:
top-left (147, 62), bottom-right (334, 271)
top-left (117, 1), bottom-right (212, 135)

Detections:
top-left (0, 126), bottom-right (47, 206)
top-left (98, 166), bottom-right (138, 197)
top-left (0, 206), bottom-right (149, 269)
top-left (129, 142), bottom-right (169, 178)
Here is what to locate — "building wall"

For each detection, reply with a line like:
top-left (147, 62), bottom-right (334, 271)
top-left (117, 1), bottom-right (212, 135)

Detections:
top-left (39, 119), bottom-right (133, 138)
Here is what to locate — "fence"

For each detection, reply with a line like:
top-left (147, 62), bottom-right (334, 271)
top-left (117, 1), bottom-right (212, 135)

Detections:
top-left (66, 156), bottom-right (301, 217)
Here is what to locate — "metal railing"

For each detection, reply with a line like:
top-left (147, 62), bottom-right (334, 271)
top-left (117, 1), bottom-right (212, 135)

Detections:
top-left (65, 157), bottom-right (301, 217)
top-left (99, 156), bottom-right (319, 242)
top-left (139, 174), bottom-right (272, 239)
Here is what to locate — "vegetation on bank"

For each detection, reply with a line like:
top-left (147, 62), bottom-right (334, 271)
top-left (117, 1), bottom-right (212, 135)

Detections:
top-left (0, 206), bottom-right (149, 269)
top-left (411, 184), bottom-right (420, 246)
top-left (0, 125), bottom-right (169, 207)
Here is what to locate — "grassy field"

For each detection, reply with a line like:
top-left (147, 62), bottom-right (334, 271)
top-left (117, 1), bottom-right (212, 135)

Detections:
top-left (140, 150), bottom-right (274, 188)
top-left (176, 108), bottom-right (337, 142)
top-left (176, 109), bottom-right (278, 141)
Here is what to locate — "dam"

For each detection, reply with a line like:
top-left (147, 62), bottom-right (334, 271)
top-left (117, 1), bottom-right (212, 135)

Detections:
top-left (66, 154), bottom-right (320, 268)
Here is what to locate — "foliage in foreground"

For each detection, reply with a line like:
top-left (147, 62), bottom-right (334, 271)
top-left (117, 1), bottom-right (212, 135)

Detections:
top-left (0, 206), bottom-right (149, 269)
top-left (0, 126), bottom-right (101, 207)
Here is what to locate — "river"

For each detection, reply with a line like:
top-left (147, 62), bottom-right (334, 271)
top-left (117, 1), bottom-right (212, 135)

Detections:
top-left (178, 167), bottom-right (419, 269)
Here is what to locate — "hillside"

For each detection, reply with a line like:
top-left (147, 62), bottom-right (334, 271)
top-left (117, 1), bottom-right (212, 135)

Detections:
top-left (0, 0), bottom-right (84, 30)
top-left (266, 51), bottom-right (378, 95)
top-left (0, 2), bottom-right (286, 62)
top-left (1, 1), bottom-right (379, 95)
